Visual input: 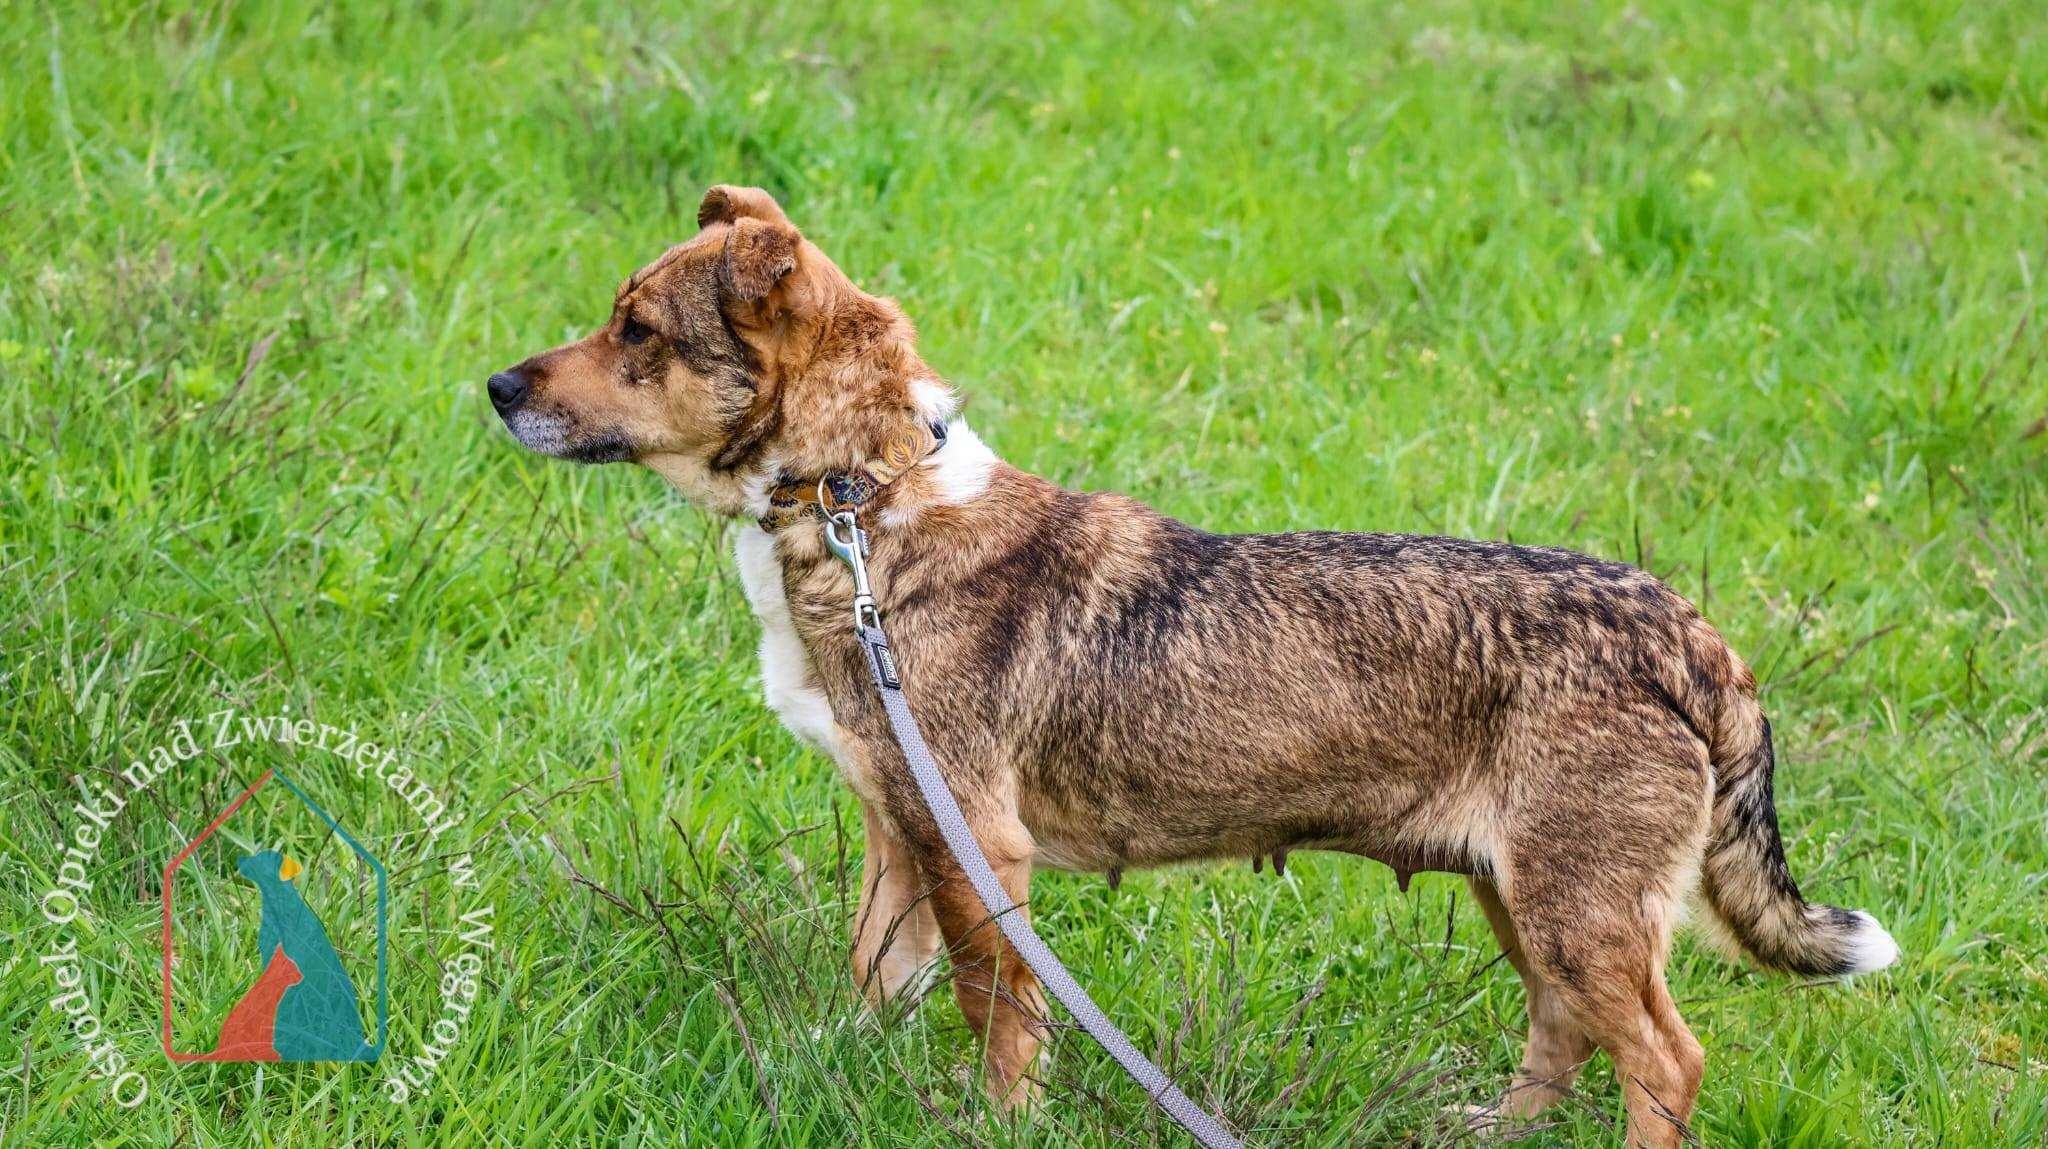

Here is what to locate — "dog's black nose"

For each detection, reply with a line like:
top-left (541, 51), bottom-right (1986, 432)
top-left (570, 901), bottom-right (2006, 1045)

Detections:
top-left (487, 369), bottom-right (530, 412)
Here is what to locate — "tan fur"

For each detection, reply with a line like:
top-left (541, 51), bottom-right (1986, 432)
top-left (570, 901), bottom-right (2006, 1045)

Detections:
top-left (490, 186), bottom-right (1896, 1147)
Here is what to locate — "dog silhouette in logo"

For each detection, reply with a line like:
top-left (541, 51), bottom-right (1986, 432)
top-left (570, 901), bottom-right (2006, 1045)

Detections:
top-left (186, 849), bottom-right (377, 1062)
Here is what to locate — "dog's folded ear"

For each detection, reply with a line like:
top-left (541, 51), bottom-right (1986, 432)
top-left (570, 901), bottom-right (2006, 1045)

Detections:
top-left (700, 185), bottom-right (802, 302)
top-left (698, 184), bottom-right (792, 230)
top-left (719, 216), bottom-right (800, 302)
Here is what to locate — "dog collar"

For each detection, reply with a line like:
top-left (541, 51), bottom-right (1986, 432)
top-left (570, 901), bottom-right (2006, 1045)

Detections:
top-left (758, 420), bottom-right (949, 531)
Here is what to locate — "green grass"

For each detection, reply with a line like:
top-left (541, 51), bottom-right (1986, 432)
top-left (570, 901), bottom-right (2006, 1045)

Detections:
top-left (3, 0), bottom-right (2046, 1144)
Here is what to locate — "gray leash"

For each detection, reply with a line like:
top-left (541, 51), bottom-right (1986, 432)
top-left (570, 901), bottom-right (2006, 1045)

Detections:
top-left (826, 508), bottom-right (1244, 1149)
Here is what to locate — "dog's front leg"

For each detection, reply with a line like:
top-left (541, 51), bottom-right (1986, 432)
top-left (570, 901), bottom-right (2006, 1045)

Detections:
top-left (917, 813), bottom-right (1049, 1110)
top-left (851, 800), bottom-right (943, 1013)
top-left (855, 746), bottom-right (1048, 1110)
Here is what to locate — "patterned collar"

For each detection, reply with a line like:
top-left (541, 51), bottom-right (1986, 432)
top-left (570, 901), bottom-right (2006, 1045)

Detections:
top-left (757, 420), bottom-right (949, 531)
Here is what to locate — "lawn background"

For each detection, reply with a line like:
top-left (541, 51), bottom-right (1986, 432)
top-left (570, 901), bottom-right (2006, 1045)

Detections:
top-left (3, 0), bottom-right (2045, 1145)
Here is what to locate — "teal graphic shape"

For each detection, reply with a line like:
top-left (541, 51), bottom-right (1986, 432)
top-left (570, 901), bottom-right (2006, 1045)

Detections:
top-left (241, 771), bottom-right (389, 1062)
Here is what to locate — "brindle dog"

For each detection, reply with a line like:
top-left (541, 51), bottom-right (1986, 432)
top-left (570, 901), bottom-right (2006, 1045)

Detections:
top-left (488, 186), bottom-right (1897, 1148)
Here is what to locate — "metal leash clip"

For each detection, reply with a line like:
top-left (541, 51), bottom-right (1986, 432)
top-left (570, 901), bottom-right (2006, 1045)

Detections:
top-left (822, 505), bottom-right (881, 633)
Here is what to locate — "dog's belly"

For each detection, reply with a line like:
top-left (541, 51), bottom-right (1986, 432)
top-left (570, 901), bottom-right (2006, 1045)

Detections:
top-left (1023, 807), bottom-right (1493, 880)
top-left (1024, 815), bottom-right (1490, 876)
top-left (1016, 743), bottom-right (1505, 879)
top-left (1026, 832), bottom-right (1122, 873)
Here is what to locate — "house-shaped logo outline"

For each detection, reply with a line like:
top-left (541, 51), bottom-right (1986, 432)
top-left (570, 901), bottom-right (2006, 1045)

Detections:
top-left (159, 768), bottom-right (389, 1062)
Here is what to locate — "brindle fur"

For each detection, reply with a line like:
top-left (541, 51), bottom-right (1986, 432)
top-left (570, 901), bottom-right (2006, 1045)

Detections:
top-left (490, 186), bottom-right (1897, 1148)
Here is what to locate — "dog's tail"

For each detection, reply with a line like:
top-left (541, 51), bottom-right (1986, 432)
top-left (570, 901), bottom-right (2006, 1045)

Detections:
top-left (1698, 689), bottom-right (1899, 976)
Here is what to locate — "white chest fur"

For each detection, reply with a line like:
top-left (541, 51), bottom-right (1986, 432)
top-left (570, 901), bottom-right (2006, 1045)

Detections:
top-left (734, 525), bottom-right (842, 757)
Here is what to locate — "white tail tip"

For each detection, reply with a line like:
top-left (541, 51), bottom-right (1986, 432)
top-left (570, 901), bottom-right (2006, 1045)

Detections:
top-left (1842, 910), bottom-right (1901, 974)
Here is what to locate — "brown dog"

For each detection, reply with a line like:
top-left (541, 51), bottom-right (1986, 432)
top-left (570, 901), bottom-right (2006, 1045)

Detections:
top-left (488, 186), bottom-right (1898, 1147)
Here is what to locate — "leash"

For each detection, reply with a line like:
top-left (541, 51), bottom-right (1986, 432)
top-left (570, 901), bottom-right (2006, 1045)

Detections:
top-left (824, 506), bottom-right (1245, 1149)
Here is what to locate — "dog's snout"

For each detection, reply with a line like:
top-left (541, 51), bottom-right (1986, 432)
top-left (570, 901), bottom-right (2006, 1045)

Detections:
top-left (487, 368), bottom-right (531, 412)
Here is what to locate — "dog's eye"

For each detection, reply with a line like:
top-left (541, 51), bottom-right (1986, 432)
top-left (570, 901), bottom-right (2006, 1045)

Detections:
top-left (620, 317), bottom-right (654, 346)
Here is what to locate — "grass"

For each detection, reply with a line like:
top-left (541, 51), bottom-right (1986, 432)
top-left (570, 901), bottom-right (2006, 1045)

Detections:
top-left (2, 0), bottom-right (2045, 1144)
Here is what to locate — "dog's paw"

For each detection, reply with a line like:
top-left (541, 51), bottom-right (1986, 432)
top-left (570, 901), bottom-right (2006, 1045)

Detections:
top-left (1455, 1102), bottom-right (1503, 1136)
top-left (1451, 1102), bottom-right (1546, 1142)
top-left (985, 1063), bottom-right (1045, 1115)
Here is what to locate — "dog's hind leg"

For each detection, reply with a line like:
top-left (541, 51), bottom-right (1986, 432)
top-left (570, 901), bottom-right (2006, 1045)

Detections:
top-left (852, 801), bottom-right (944, 1014)
top-left (1465, 875), bottom-right (1595, 1126)
top-left (1507, 900), bottom-right (1703, 1149)
top-left (1494, 711), bottom-right (1711, 1148)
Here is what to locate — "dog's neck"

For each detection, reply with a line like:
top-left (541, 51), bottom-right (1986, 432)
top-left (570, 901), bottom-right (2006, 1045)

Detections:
top-left (725, 409), bottom-right (1007, 709)
top-left (868, 414), bottom-right (1003, 530)
top-left (746, 413), bottom-right (1000, 533)
top-left (735, 372), bottom-right (997, 525)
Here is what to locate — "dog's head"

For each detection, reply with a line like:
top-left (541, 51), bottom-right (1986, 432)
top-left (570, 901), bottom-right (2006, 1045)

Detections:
top-left (487, 185), bottom-right (947, 516)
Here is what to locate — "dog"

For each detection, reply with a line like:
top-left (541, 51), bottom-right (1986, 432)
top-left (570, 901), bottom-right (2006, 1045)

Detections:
top-left (488, 185), bottom-right (1898, 1147)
